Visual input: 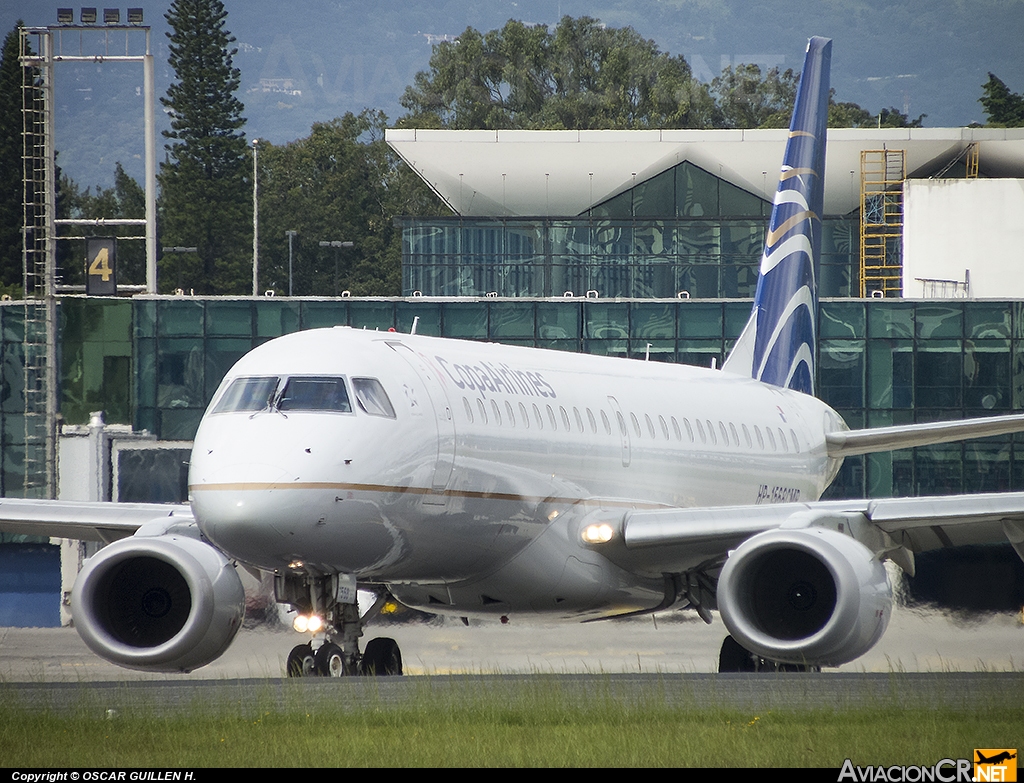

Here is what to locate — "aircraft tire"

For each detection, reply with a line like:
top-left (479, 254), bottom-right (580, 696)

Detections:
top-left (287, 643), bottom-right (315, 677)
top-left (361, 637), bottom-right (403, 676)
top-left (718, 635), bottom-right (757, 673)
top-left (315, 642), bottom-right (345, 677)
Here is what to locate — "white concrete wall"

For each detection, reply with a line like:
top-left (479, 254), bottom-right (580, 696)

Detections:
top-left (903, 179), bottom-right (1024, 298)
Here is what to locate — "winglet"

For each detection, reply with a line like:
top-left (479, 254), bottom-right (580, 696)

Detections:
top-left (721, 37), bottom-right (832, 396)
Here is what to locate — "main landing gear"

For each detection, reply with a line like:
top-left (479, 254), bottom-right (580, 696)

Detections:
top-left (278, 573), bottom-right (404, 678)
top-left (717, 635), bottom-right (820, 673)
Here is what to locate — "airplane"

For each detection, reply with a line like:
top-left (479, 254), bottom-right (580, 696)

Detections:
top-left (3, 36), bottom-right (1024, 677)
top-left (976, 752), bottom-right (1017, 766)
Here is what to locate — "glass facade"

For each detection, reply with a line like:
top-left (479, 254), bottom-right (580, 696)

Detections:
top-left (1, 296), bottom-right (1023, 502)
top-left (401, 161), bottom-right (858, 298)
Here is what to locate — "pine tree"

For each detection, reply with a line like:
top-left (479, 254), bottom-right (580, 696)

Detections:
top-left (980, 73), bottom-right (1024, 127)
top-left (159, 0), bottom-right (248, 294)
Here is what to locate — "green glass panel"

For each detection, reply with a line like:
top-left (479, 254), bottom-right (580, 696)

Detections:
top-left (720, 264), bottom-right (759, 298)
top-left (397, 301), bottom-right (441, 336)
top-left (914, 443), bottom-right (963, 496)
top-left (915, 340), bottom-right (963, 408)
top-left (205, 301), bottom-right (253, 337)
top-left (867, 301), bottom-right (913, 339)
top-left (157, 337), bottom-right (205, 410)
top-left (965, 302), bottom-right (1011, 339)
top-left (677, 302), bottom-right (722, 338)
top-left (134, 337), bottom-right (157, 410)
top-left (159, 408), bottom-right (204, 441)
top-left (719, 180), bottom-right (766, 218)
top-left (256, 300), bottom-right (300, 338)
top-left (549, 222), bottom-right (590, 256)
top-left (676, 222), bottom-right (720, 259)
top-left (157, 299), bottom-right (205, 336)
top-left (676, 162), bottom-right (719, 217)
top-left (867, 339), bottom-right (913, 409)
top-left (205, 338), bottom-right (252, 400)
top-left (724, 301), bottom-right (753, 339)
top-left (590, 189), bottom-right (632, 219)
top-left (489, 301), bottom-right (535, 339)
top-left (300, 301), bottom-right (348, 329)
top-left (584, 339), bottom-right (628, 357)
top-left (348, 301), bottom-right (394, 331)
top-left (633, 169), bottom-right (675, 218)
top-left (584, 301), bottom-right (628, 340)
top-left (633, 221), bottom-right (672, 255)
top-left (630, 339), bottom-right (674, 361)
top-left (536, 302), bottom-right (579, 340)
top-left (819, 262), bottom-right (854, 298)
top-left (442, 302), bottom-right (488, 338)
top-left (818, 339), bottom-right (865, 409)
top-left (720, 221), bottom-right (763, 262)
top-left (915, 303), bottom-right (962, 339)
top-left (820, 302), bottom-right (865, 339)
top-left (592, 222), bottom-right (632, 257)
top-left (506, 224), bottom-right (543, 258)
top-left (99, 299), bottom-right (131, 342)
top-left (677, 339), bottom-right (722, 369)
top-left (676, 265), bottom-right (720, 299)
top-left (964, 339), bottom-right (1010, 410)
top-left (631, 302), bottom-right (675, 339)
top-left (964, 438), bottom-right (1011, 493)
top-left (134, 299), bottom-right (156, 338)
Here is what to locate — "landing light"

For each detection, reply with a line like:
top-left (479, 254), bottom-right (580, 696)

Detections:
top-left (581, 522), bottom-right (615, 544)
top-left (292, 614), bottom-right (324, 634)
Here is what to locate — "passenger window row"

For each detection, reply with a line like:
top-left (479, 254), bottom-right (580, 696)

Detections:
top-left (459, 394), bottom-right (800, 453)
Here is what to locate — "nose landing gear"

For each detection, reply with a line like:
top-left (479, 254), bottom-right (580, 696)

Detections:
top-left (279, 573), bottom-right (404, 678)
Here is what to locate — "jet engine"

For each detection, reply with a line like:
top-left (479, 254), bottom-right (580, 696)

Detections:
top-left (716, 527), bottom-right (891, 667)
top-left (71, 534), bottom-right (245, 672)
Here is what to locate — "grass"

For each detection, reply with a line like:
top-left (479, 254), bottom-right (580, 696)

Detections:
top-left (2, 676), bottom-right (1022, 767)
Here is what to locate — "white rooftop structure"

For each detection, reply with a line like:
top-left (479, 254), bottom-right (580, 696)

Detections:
top-left (386, 127), bottom-right (1024, 217)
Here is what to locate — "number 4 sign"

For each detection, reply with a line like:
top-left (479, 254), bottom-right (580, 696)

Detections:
top-left (86, 237), bottom-right (117, 295)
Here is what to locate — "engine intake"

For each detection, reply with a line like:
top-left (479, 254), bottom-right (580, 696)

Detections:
top-left (71, 534), bottom-right (245, 672)
top-left (717, 527), bottom-right (891, 667)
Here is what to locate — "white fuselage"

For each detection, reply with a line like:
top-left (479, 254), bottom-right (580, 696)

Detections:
top-left (189, 327), bottom-right (845, 619)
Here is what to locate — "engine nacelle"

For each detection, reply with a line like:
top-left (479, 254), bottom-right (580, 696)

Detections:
top-left (717, 527), bottom-right (891, 667)
top-left (71, 534), bottom-right (245, 672)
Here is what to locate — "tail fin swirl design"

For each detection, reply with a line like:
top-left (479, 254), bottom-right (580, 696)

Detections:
top-left (721, 36), bottom-right (832, 396)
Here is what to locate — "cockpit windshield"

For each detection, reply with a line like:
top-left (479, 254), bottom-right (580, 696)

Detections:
top-left (278, 376), bottom-right (352, 412)
top-left (212, 374), bottom-right (393, 418)
top-left (212, 376), bottom-right (279, 413)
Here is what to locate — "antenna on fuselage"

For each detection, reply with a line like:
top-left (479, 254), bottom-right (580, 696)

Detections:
top-left (411, 316), bottom-right (419, 335)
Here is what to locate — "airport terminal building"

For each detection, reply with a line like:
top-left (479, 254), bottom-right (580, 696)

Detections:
top-left (3, 126), bottom-right (1024, 624)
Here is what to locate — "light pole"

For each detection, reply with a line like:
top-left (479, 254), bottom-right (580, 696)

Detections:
top-left (319, 240), bottom-right (354, 296)
top-left (252, 138), bottom-right (260, 296)
top-left (286, 230), bottom-right (297, 296)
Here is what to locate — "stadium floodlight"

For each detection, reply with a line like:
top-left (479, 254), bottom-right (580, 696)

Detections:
top-left (80, 8), bottom-right (97, 24)
top-left (103, 8), bottom-right (120, 24)
top-left (57, 8), bottom-right (74, 24)
top-left (127, 8), bottom-right (144, 24)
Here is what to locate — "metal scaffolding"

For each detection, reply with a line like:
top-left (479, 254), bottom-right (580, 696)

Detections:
top-left (859, 149), bottom-right (906, 299)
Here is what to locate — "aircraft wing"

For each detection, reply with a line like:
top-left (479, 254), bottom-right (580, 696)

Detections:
top-left (586, 492), bottom-right (1024, 579)
top-left (0, 498), bottom-right (193, 544)
top-left (826, 413), bottom-right (1024, 458)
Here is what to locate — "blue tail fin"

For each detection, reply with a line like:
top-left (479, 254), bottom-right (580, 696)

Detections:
top-left (721, 36), bottom-right (832, 396)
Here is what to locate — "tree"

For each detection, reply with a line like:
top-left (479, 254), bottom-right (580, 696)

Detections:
top-left (399, 17), bottom-right (717, 130)
top-left (711, 64), bottom-right (798, 129)
top-left (258, 110), bottom-right (445, 297)
top-left (159, 0), bottom-right (248, 294)
top-left (979, 73), bottom-right (1024, 127)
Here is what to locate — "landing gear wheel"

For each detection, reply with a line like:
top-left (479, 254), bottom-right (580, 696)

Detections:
top-left (315, 642), bottom-right (345, 677)
top-left (360, 637), bottom-right (403, 676)
top-left (287, 643), bottom-right (316, 677)
top-left (718, 635), bottom-right (757, 672)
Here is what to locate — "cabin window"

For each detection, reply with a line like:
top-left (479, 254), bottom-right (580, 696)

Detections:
top-left (718, 421), bottom-right (729, 446)
top-left (630, 413), bottom-right (642, 438)
top-left (547, 405), bottom-right (558, 430)
top-left (790, 428), bottom-right (800, 453)
top-left (778, 427), bottom-right (788, 453)
top-left (728, 422), bottom-right (739, 447)
top-left (706, 419), bottom-right (717, 446)
top-left (463, 397), bottom-right (474, 423)
top-left (573, 407), bottom-right (585, 433)
top-left (695, 419), bottom-right (706, 443)
top-left (671, 416), bottom-right (681, 441)
top-left (560, 406), bottom-right (571, 431)
top-left (212, 376), bottom-right (280, 413)
top-left (533, 403), bottom-right (544, 430)
top-left (616, 411), bottom-right (627, 437)
top-left (741, 423), bottom-right (752, 448)
top-left (645, 414), bottom-right (656, 439)
top-left (519, 402), bottom-right (529, 429)
top-left (587, 408), bottom-right (598, 434)
top-left (766, 426), bottom-right (777, 451)
top-left (477, 398), bottom-right (488, 424)
top-left (351, 378), bottom-right (396, 418)
top-left (754, 425), bottom-right (764, 449)
top-left (683, 418), bottom-right (694, 442)
top-left (600, 410), bottom-right (611, 435)
top-left (505, 401), bottom-right (516, 428)
top-left (491, 399), bottom-right (502, 426)
top-left (659, 415), bottom-right (669, 440)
